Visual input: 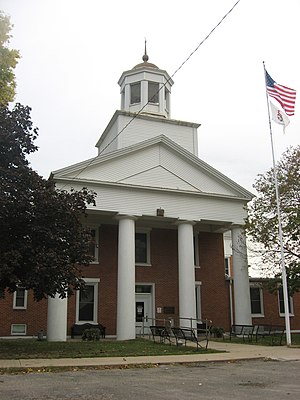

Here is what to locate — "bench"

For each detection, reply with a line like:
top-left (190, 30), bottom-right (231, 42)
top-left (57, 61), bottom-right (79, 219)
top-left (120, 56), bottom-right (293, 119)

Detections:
top-left (171, 327), bottom-right (208, 350)
top-left (71, 323), bottom-right (106, 339)
top-left (254, 324), bottom-right (285, 345)
top-left (228, 324), bottom-right (255, 342)
top-left (150, 325), bottom-right (171, 344)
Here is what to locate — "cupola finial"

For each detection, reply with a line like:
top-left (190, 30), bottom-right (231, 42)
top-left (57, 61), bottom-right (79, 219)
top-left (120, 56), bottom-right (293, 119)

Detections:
top-left (142, 39), bottom-right (149, 63)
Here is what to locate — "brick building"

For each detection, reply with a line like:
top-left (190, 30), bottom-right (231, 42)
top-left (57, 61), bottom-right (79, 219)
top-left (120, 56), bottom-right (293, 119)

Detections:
top-left (2, 50), bottom-right (297, 339)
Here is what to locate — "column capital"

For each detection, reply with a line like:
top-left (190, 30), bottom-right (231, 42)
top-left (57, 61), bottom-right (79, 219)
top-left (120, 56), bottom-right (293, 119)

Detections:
top-left (115, 214), bottom-right (138, 222)
top-left (231, 224), bottom-right (246, 231)
top-left (175, 219), bottom-right (196, 227)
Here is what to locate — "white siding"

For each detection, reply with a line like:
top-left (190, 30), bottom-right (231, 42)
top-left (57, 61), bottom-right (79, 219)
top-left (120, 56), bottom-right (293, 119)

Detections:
top-left (119, 166), bottom-right (199, 191)
top-left (59, 182), bottom-right (247, 225)
top-left (70, 146), bottom-right (160, 182)
top-left (98, 114), bottom-right (197, 155)
top-left (97, 119), bottom-right (119, 155)
top-left (160, 146), bottom-right (239, 196)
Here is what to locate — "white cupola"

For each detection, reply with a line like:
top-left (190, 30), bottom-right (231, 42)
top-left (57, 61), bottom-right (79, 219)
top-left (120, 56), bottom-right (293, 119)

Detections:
top-left (118, 42), bottom-right (174, 118)
top-left (95, 45), bottom-right (200, 156)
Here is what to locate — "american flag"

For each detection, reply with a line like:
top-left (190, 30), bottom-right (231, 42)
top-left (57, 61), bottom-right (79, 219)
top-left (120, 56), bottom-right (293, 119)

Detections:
top-left (265, 70), bottom-right (296, 116)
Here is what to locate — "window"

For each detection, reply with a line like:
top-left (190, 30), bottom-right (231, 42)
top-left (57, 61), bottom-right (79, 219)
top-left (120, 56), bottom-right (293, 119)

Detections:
top-left (135, 285), bottom-right (152, 293)
top-left (224, 258), bottom-right (231, 277)
top-left (11, 324), bottom-right (27, 335)
top-left (148, 81), bottom-right (159, 103)
top-left (130, 82), bottom-right (141, 104)
top-left (13, 288), bottom-right (27, 309)
top-left (195, 283), bottom-right (202, 321)
top-left (250, 286), bottom-right (264, 316)
top-left (76, 279), bottom-right (99, 323)
top-left (135, 231), bottom-right (150, 265)
top-left (194, 234), bottom-right (200, 267)
top-left (87, 227), bottom-right (99, 263)
top-left (278, 286), bottom-right (293, 316)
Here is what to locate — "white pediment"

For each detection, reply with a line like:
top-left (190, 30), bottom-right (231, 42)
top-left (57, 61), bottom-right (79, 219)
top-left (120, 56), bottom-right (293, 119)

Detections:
top-left (53, 136), bottom-right (252, 200)
top-left (119, 165), bottom-right (199, 191)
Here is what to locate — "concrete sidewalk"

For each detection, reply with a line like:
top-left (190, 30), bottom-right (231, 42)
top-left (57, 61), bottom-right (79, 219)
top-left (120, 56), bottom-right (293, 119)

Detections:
top-left (0, 341), bottom-right (300, 370)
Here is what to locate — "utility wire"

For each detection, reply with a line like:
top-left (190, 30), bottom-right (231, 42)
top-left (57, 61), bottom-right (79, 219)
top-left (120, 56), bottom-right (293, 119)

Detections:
top-left (60, 0), bottom-right (242, 187)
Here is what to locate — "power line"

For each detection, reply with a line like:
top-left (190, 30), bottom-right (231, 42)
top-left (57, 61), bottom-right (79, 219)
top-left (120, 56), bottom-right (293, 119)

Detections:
top-left (60, 0), bottom-right (242, 187)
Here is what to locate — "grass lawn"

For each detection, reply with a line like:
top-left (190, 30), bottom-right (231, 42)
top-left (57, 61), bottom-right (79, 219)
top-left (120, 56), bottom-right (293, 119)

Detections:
top-left (213, 333), bottom-right (300, 347)
top-left (0, 338), bottom-right (220, 359)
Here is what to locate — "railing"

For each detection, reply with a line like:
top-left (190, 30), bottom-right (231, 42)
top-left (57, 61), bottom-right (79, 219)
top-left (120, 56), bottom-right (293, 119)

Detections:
top-left (137, 316), bottom-right (212, 337)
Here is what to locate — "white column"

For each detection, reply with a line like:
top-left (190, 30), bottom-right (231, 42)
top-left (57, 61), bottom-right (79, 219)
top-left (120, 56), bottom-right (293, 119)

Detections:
top-left (47, 294), bottom-right (68, 341)
top-left (141, 80), bottom-right (148, 109)
top-left (159, 83), bottom-right (164, 114)
top-left (124, 84), bottom-right (130, 111)
top-left (177, 221), bottom-right (197, 328)
top-left (231, 226), bottom-right (252, 325)
top-left (116, 215), bottom-right (136, 340)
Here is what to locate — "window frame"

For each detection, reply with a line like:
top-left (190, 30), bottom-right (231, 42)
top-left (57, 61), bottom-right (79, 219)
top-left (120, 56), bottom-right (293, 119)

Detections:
top-left (250, 285), bottom-right (264, 317)
top-left (76, 278), bottom-right (100, 324)
top-left (193, 233), bottom-right (200, 268)
top-left (278, 286), bottom-right (294, 316)
top-left (87, 226), bottom-right (100, 263)
top-left (224, 257), bottom-right (231, 277)
top-left (11, 324), bottom-right (27, 335)
top-left (195, 282), bottom-right (202, 321)
top-left (148, 81), bottom-right (159, 104)
top-left (13, 288), bottom-right (28, 310)
top-left (135, 229), bottom-right (151, 266)
top-left (130, 82), bottom-right (141, 104)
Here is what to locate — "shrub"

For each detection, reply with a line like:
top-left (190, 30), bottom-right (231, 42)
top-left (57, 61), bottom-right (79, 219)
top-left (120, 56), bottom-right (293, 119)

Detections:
top-left (211, 326), bottom-right (225, 338)
top-left (82, 328), bottom-right (101, 341)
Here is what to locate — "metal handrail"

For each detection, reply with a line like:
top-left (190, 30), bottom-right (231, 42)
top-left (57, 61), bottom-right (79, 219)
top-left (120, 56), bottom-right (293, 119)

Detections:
top-left (138, 316), bottom-right (212, 337)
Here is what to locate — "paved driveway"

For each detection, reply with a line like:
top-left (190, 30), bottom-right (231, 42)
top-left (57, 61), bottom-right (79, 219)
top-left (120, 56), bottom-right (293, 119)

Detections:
top-left (1, 359), bottom-right (300, 399)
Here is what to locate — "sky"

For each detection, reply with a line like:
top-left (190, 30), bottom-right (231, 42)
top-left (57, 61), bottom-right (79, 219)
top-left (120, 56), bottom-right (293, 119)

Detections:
top-left (1, 0), bottom-right (299, 193)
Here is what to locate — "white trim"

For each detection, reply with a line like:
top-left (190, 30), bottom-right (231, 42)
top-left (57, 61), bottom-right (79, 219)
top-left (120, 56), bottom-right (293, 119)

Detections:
top-left (11, 324), bottom-right (27, 335)
top-left (76, 278), bottom-right (100, 324)
top-left (195, 281), bottom-right (202, 321)
top-left (278, 288), bottom-right (294, 317)
top-left (13, 288), bottom-right (28, 310)
top-left (194, 233), bottom-right (200, 268)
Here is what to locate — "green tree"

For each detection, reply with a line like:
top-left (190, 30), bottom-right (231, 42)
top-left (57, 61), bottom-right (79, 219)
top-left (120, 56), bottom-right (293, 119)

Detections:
top-left (0, 11), bottom-right (20, 106)
top-left (0, 104), bottom-right (97, 300)
top-left (246, 146), bottom-right (300, 294)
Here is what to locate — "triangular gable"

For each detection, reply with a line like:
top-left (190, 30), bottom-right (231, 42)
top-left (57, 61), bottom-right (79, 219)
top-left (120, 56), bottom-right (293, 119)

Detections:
top-left (119, 165), bottom-right (200, 192)
top-left (52, 135), bottom-right (253, 199)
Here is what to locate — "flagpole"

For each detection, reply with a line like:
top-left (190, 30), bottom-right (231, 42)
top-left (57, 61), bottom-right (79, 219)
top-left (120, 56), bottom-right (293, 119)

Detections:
top-left (263, 61), bottom-right (291, 346)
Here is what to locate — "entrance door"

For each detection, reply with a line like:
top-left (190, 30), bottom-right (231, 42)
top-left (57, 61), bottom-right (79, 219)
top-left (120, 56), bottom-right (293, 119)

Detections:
top-left (135, 293), bottom-right (152, 335)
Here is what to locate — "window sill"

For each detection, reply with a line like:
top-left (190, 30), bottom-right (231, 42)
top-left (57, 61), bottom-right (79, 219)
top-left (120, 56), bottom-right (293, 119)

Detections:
top-left (279, 313), bottom-right (294, 317)
top-left (135, 263), bottom-right (152, 267)
top-left (251, 314), bottom-right (265, 318)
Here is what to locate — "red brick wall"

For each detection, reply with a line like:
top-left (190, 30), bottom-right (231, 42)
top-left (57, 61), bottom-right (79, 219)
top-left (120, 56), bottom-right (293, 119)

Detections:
top-left (0, 290), bottom-right (47, 337)
top-left (196, 232), bottom-right (231, 331)
top-left (252, 287), bottom-right (300, 330)
top-left (67, 224), bottom-right (119, 336)
top-left (136, 228), bottom-right (179, 323)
